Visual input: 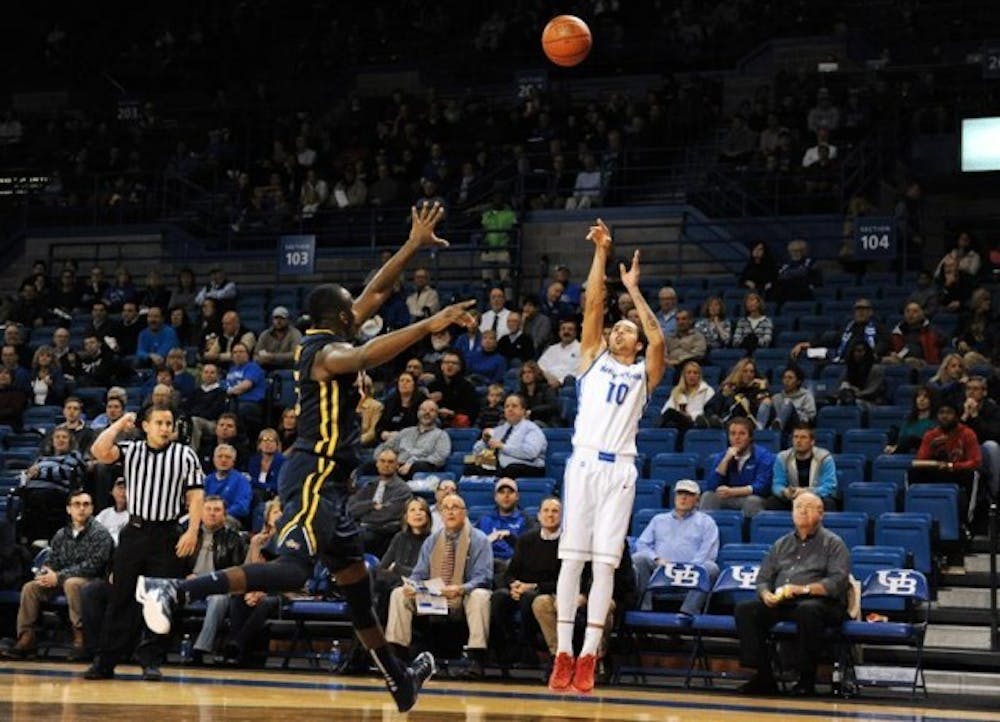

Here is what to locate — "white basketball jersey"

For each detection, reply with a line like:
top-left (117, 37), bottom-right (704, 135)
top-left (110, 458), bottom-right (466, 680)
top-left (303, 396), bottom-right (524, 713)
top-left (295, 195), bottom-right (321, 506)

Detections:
top-left (571, 350), bottom-right (647, 455)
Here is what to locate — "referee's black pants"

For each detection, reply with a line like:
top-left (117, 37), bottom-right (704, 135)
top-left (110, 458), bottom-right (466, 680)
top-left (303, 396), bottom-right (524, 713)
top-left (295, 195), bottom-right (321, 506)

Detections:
top-left (95, 519), bottom-right (187, 672)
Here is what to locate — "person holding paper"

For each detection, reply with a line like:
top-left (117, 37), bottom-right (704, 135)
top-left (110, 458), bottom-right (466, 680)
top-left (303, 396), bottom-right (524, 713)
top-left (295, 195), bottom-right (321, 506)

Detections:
top-left (385, 493), bottom-right (494, 678)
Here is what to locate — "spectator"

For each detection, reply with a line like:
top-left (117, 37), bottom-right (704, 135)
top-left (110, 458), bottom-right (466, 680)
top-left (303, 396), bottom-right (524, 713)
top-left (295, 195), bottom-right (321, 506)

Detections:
top-left (205, 311), bottom-right (256, 369)
top-left (665, 309), bottom-right (708, 369)
top-left (79, 266), bottom-right (108, 310)
top-left (735, 492), bottom-right (850, 696)
top-left (806, 87), bottom-right (840, 134)
top-left (352, 373), bottom-right (383, 448)
top-left (489, 497), bottom-right (562, 672)
top-left (517, 360), bottom-right (560, 427)
top-left (934, 231), bottom-right (982, 280)
top-left (194, 268), bottom-right (238, 312)
top-left (223, 343), bottom-right (266, 438)
top-left (480, 194), bottom-right (517, 283)
top-left (775, 240), bottom-right (822, 304)
top-left (884, 302), bottom-right (944, 369)
top-left (465, 329), bottom-right (507, 385)
top-left (767, 425), bottom-right (838, 511)
top-left (564, 153), bottom-right (603, 209)
top-left (633, 479), bottom-right (719, 613)
top-left (960, 376), bottom-right (1000, 500)
top-left (935, 253), bottom-right (975, 313)
top-left (660, 360), bottom-right (715, 432)
top-left (374, 498), bottom-right (433, 624)
top-left (2, 490), bottom-right (113, 661)
top-left (9, 280), bottom-right (49, 328)
top-left (714, 358), bottom-right (771, 429)
top-left (739, 241), bottom-right (777, 295)
top-left (49, 267), bottom-right (83, 317)
top-left (186, 495), bottom-right (248, 664)
top-left (761, 365), bottom-right (816, 430)
top-left (195, 297), bottom-right (223, 353)
top-left (246, 427), bottom-right (285, 516)
top-left (203, 445), bottom-right (252, 528)
top-left (906, 270), bottom-right (940, 317)
top-left (135, 306), bottom-right (180, 368)
top-left (385, 493), bottom-right (493, 678)
top-left (822, 298), bottom-right (888, 363)
top-left (654, 287), bottom-right (678, 337)
top-left (475, 477), bottom-right (535, 576)
top-left (164, 348), bottom-right (196, 402)
top-left (521, 295), bottom-right (554, 351)
top-left (39, 397), bottom-right (94, 456)
top-left (885, 385), bottom-right (937, 455)
top-left (348, 448), bottom-right (414, 557)
top-left (956, 288), bottom-right (999, 367)
top-left (538, 319), bottom-right (582, 389)
top-left (497, 311), bottom-right (535, 364)
top-left (428, 477), bottom-right (459, 533)
top-left (102, 268), bottom-right (138, 312)
top-left (928, 353), bottom-right (969, 410)
top-left (426, 351), bottom-right (478, 428)
top-left (254, 306), bottom-right (302, 370)
top-left (5, 324), bottom-right (32, 369)
top-left (277, 406), bottom-right (298, 455)
top-left (695, 296), bottom-right (732, 350)
top-left (168, 268), bottom-right (199, 315)
top-left (188, 363), bottom-right (228, 453)
top-left (470, 394), bottom-right (547, 479)
top-left (718, 115), bottom-right (757, 165)
top-left (474, 384), bottom-right (505, 431)
top-left (910, 403), bottom-right (982, 537)
top-left (200, 412), bottom-right (251, 472)
top-left (76, 333), bottom-right (121, 389)
top-left (376, 372), bottom-right (429, 443)
top-left (372, 399), bottom-right (451, 480)
top-left (837, 340), bottom-right (886, 407)
top-left (94, 478), bottom-right (129, 544)
top-left (701, 418), bottom-right (773, 518)
top-left (115, 302), bottom-right (144, 357)
top-left (405, 268), bottom-right (441, 322)
top-left (28, 345), bottom-right (67, 407)
top-left (801, 128), bottom-right (838, 168)
top-left (139, 270), bottom-right (171, 312)
top-left (16, 427), bottom-right (90, 545)
top-left (0, 366), bottom-right (28, 427)
top-left (732, 292), bottom-right (773, 351)
top-left (479, 287), bottom-right (511, 340)
top-left (89, 387), bottom-right (129, 432)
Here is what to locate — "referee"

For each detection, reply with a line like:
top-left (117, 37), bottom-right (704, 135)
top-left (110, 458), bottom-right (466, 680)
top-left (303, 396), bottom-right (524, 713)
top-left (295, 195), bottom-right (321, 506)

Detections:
top-left (83, 403), bottom-right (204, 681)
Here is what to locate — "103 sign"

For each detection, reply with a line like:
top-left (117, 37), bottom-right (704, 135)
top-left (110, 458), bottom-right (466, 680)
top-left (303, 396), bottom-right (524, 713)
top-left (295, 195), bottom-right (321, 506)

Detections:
top-left (278, 234), bottom-right (316, 275)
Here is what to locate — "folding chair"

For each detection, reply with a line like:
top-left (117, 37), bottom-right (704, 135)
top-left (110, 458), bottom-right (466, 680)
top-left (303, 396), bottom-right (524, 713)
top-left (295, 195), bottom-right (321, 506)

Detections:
top-left (840, 569), bottom-right (930, 698)
top-left (686, 563), bottom-right (760, 687)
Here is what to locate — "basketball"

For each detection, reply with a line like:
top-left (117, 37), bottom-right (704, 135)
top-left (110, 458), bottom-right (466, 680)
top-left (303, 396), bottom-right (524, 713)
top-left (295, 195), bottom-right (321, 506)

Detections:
top-left (541, 15), bottom-right (592, 67)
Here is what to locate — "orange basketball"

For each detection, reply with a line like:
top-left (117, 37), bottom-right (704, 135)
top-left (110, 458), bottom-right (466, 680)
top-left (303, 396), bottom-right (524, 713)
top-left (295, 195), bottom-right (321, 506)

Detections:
top-left (541, 15), bottom-right (592, 67)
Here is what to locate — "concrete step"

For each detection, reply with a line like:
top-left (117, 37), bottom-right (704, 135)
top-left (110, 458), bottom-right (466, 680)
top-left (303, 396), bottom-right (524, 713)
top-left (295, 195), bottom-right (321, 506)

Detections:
top-left (936, 587), bottom-right (994, 609)
top-left (925, 624), bottom-right (993, 650)
top-left (963, 554), bottom-right (998, 573)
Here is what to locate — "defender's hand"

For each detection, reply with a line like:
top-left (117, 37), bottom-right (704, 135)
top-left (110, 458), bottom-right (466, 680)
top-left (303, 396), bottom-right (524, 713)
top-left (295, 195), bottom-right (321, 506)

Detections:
top-left (408, 202), bottom-right (450, 250)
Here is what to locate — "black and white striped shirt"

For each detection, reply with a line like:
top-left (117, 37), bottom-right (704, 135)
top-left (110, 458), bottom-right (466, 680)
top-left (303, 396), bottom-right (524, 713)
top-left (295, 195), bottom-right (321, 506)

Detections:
top-left (117, 440), bottom-right (204, 522)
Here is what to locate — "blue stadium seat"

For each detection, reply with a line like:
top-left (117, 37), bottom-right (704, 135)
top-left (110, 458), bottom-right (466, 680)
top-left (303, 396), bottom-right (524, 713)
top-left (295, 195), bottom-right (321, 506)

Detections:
top-left (867, 406), bottom-right (908, 431)
top-left (797, 315), bottom-right (831, 336)
top-left (812, 428), bottom-right (836, 452)
top-left (542, 427), bottom-right (573, 455)
top-left (682, 429), bottom-right (726, 458)
top-left (516, 478), bottom-right (557, 508)
top-left (779, 300), bottom-right (816, 317)
top-left (445, 427), bottom-right (480, 452)
top-left (749, 511), bottom-right (792, 545)
top-left (905, 484), bottom-right (960, 542)
top-left (816, 406), bottom-right (862, 436)
top-left (822, 511), bottom-right (869, 549)
top-left (753, 429), bottom-right (780, 452)
top-left (268, 370), bottom-right (296, 415)
top-left (849, 545), bottom-right (909, 612)
top-left (881, 365), bottom-right (914, 399)
top-left (704, 509), bottom-right (744, 547)
top-left (844, 482), bottom-right (898, 521)
top-left (546, 450), bottom-right (572, 482)
top-left (636, 427), bottom-right (678, 457)
top-left (872, 454), bottom-right (915, 493)
top-left (708, 349), bottom-right (746, 369)
top-left (894, 384), bottom-right (918, 407)
top-left (445, 452), bottom-right (466, 479)
top-left (630, 507), bottom-right (665, 537)
top-left (649, 453), bottom-right (698, 484)
top-left (633, 479), bottom-right (667, 512)
top-left (841, 430), bottom-right (889, 461)
top-left (833, 454), bottom-right (867, 496)
top-left (717, 543), bottom-right (771, 565)
top-left (875, 513), bottom-right (933, 575)
top-left (21, 406), bottom-right (63, 430)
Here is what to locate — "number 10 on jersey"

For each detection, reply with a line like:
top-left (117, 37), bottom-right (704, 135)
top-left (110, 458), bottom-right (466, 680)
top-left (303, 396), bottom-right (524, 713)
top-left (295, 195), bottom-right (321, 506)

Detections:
top-left (606, 381), bottom-right (630, 405)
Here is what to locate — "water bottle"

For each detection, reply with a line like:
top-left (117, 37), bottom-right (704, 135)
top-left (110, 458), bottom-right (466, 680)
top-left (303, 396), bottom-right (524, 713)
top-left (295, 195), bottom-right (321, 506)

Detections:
top-left (831, 661), bottom-right (842, 696)
top-left (179, 634), bottom-right (192, 664)
top-left (327, 640), bottom-right (343, 672)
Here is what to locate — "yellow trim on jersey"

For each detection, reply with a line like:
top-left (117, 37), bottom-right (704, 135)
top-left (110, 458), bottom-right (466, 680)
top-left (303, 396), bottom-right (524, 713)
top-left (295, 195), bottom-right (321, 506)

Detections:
top-left (313, 378), bottom-right (341, 457)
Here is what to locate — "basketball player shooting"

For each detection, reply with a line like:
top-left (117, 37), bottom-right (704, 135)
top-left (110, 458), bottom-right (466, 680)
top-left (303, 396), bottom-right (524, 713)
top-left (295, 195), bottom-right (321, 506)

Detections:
top-left (548, 219), bottom-right (666, 694)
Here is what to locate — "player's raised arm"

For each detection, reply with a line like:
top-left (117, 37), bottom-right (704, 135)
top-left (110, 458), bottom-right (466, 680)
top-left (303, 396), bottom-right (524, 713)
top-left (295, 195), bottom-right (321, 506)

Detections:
top-left (318, 300), bottom-right (475, 377)
top-left (621, 250), bottom-right (666, 392)
top-left (579, 218), bottom-right (612, 367)
top-left (352, 202), bottom-right (450, 324)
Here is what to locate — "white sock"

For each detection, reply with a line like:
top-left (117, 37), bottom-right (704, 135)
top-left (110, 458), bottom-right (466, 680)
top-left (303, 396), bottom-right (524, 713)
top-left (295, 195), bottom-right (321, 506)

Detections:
top-left (555, 559), bottom-right (584, 655)
top-left (581, 561), bottom-right (614, 657)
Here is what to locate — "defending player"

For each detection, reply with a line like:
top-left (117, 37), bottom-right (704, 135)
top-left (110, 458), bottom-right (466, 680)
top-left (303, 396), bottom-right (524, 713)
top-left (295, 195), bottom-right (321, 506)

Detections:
top-left (137, 203), bottom-right (473, 712)
top-left (548, 219), bottom-right (666, 693)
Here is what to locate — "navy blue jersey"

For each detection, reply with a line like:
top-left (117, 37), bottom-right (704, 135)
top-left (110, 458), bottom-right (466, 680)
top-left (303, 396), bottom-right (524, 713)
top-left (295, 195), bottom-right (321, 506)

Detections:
top-left (292, 329), bottom-right (360, 468)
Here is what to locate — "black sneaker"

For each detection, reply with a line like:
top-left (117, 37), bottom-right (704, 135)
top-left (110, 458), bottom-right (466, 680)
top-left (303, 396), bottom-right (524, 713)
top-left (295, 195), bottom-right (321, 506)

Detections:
top-left (389, 651), bottom-right (436, 713)
top-left (82, 663), bottom-right (114, 680)
top-left (141, 665), bottom-right (163, 681)
top-left (136, 576), bottom-right (180, 635)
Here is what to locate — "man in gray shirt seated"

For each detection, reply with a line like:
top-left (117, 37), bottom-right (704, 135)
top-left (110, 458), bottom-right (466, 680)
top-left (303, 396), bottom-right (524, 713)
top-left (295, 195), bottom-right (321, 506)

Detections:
top-left (735, 491), bottom-right (850, 697)
top-left (372, 400), bottom-right (451, 480)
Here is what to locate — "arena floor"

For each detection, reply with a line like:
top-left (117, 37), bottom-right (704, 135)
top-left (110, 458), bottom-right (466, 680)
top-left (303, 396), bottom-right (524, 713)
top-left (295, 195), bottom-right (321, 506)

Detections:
top-left (2, 661), bottom-right (1000, 722)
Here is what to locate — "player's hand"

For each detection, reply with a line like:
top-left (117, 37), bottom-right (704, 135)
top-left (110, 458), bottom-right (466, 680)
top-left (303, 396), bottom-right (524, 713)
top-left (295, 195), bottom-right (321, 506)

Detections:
top-left (586, 218), bottom-right (613, 252)
top-left (408, 201), bottom-right (450, 250)
top-left (175, 529), bottom-right (199, 557)
top-left (619, 249), bottom-right (641, 291)
top-left (428, 299), bottom-right (476, 332)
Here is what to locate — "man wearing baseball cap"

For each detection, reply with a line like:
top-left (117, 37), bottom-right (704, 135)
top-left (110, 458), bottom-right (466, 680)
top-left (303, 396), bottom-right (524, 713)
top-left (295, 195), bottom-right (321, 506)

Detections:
top-left (475, 478), bottom-right (534, 579)
top-left (254, 305), bottom-right (302, 371)
top-left (632, 479), bottom-right (719, 614)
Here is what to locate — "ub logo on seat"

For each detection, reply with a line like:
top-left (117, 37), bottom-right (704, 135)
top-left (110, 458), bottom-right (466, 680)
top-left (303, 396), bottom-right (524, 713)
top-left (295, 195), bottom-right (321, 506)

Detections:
top-left (730, 565), bottom-right (759, 589)
top-left (663, 563), bottom-right (701, 588)
top-left (876, 569), bottom-right (918, 595)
